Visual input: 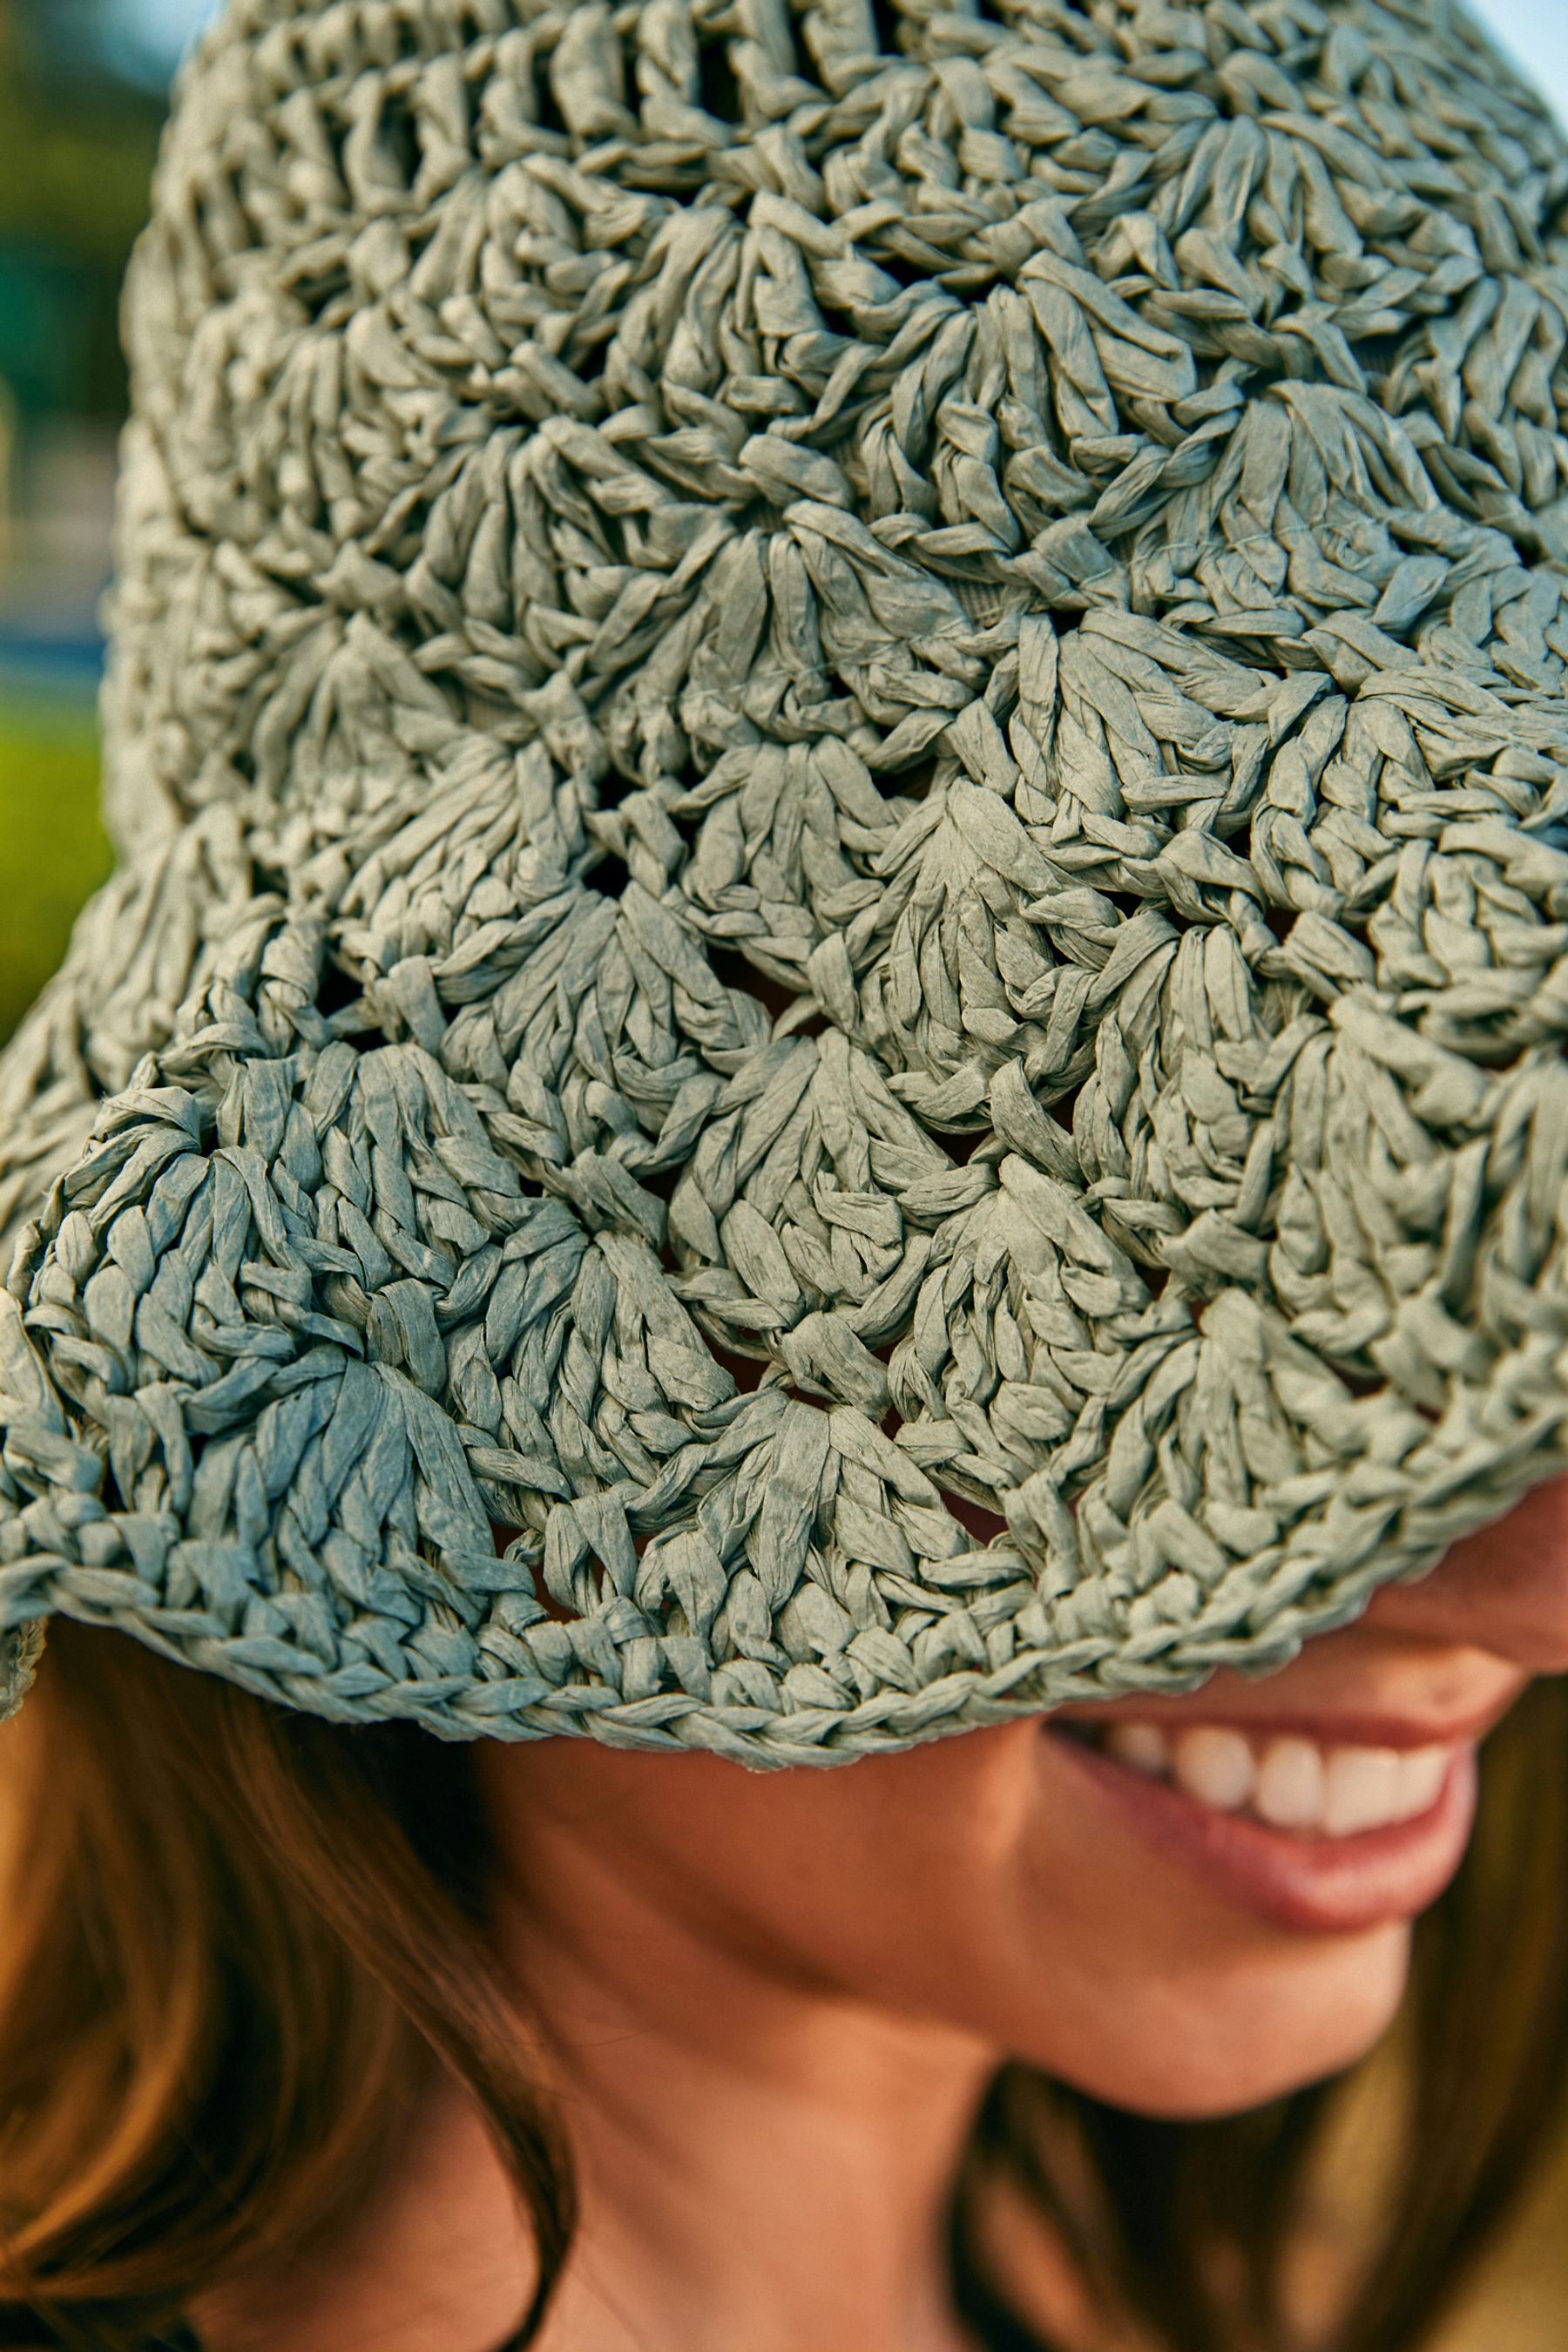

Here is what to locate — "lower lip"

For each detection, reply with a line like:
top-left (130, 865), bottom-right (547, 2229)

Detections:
top-left (1045, 1731), bottom-right (1478, 1935)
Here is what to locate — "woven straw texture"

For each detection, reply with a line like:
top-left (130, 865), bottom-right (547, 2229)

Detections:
top-left (3, 0), bottom-right (1568, 1760)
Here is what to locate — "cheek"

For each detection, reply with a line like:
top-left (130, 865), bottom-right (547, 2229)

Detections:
top-left (585, 1730), bottom-right (1044, 1976)
top-left (1369, 1470), bottom-right (1568, 1671)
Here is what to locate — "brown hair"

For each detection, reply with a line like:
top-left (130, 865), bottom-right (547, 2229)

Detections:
top-left (1, 1619), bottom-right (1565, 2352)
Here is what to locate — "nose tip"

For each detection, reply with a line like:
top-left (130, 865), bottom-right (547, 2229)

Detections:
top-left (1366, 1472), bottom-right (1568, 1674)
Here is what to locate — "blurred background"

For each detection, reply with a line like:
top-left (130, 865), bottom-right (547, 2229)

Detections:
top-left (0, 0), bottom-right (224, 1039)
top-left (0, 3), bottom-right (1565, 2336)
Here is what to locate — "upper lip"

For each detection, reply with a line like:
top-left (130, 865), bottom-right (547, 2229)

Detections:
top-left (1048, 1700), bottom-right (1514, 1754)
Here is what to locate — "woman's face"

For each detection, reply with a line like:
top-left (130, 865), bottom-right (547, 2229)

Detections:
top-left (493, 1477), bottom-right (1568, 2121)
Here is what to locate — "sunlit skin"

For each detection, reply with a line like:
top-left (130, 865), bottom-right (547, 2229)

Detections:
top-left (197, 1476), bottom-right (1568, 2352)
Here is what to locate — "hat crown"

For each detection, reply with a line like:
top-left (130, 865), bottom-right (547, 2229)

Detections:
top-left (4, 0), bottom-right (1568, 1748)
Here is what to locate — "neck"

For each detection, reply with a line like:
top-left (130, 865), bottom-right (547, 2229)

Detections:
top-left (499, 1789), bottom-right (992, 2352)
top-left (194, 1762), bottom-right (1000, 2352)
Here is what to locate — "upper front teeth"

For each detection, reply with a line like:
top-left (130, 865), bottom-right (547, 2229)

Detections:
top-left (1102, 1723), bottom-right (1450, 1839)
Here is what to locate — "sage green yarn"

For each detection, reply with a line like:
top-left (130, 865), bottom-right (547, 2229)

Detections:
top-left (3, 0), bottom-right (1568, 1756)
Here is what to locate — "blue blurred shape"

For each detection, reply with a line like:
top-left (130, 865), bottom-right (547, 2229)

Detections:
top-left (1466, 0), bottom-right (1568, 132)
top-left (96, 0), bottom-right (224, 89)
top-left (0, 636), bottom-right (104, 703)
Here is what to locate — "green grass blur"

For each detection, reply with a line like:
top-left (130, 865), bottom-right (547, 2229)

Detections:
top-left (0, 693), bottom-right (108, 1041)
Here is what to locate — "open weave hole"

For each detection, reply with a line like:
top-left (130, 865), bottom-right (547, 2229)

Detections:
top-left (4, 0), bottom-right (1568, 1759)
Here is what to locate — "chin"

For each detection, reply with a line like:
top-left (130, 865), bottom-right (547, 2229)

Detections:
top-left (1021, 1921), bottom-right (1415, 2120)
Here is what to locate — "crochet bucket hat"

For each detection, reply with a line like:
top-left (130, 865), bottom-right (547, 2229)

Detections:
top-left (3, 0), bottom-right (1568, 1763)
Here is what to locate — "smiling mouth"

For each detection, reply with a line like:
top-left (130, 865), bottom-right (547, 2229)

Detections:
top-left (1047, 1716), bottom-right (1481, 1934)
top-left (1058, 1720), bottom-right (1454, 1841)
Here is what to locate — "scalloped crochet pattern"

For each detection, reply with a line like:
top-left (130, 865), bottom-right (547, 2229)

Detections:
top-left (4, 0), bottom-right (1568, 1761)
